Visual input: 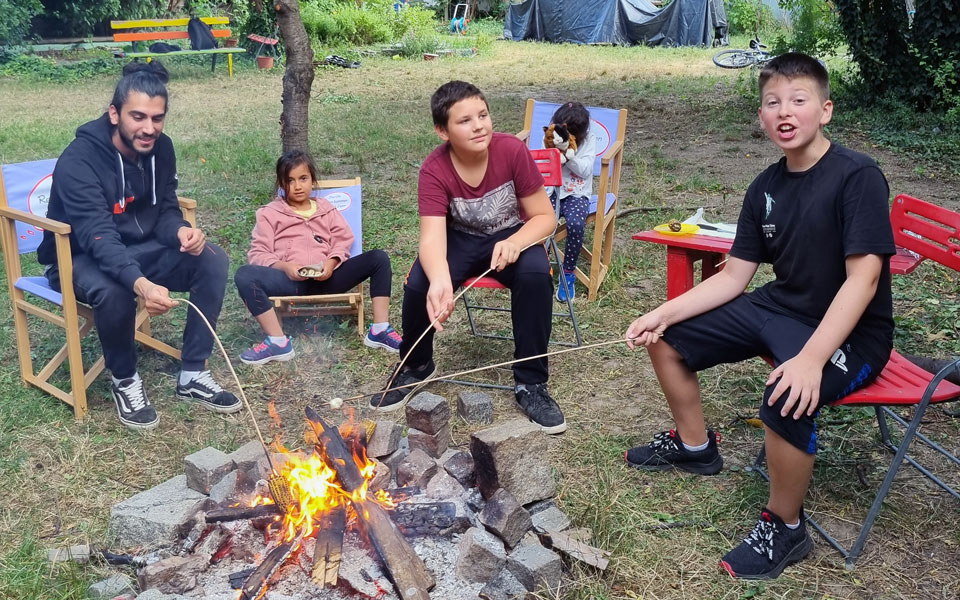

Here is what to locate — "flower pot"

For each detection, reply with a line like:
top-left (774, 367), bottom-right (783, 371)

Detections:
top-left (257, 56), bottom-right (274, 69)
top-left (224, 38), bottom-right (238, 48)
top-left (423, 53), bottom-right (438, 61)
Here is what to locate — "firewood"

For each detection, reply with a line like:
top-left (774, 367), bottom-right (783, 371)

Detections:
top-left (238, 539), bottom-right (299, 600)
top-left (355, 498), bottom-right (435, 599)
top-left (311, 504), bottom-right (346, 587)
top-left (205, 504), bottom-right (281, 523)
top-left (537, 530), bottom-right (610, 571)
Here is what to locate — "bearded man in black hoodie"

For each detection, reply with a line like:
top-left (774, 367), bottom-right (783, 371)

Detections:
top-left (37, 62), bottom-right (241, 430)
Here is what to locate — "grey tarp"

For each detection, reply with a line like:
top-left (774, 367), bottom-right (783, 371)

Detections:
top-left (504, 0), bottom-right (728, 47)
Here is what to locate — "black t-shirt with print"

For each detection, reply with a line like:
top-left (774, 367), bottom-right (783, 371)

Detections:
top-left (730, 142), bottom-right (896, 351)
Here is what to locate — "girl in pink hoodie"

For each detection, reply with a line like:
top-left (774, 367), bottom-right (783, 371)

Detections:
top-left (234, 150), bottom-right (401, 364)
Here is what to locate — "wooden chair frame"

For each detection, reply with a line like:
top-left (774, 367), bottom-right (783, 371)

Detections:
top-left (267, 178), bottom-right (365, 335)
top-left (0, 162), bottom-right (195, 419)
top-left (517, 98), bottom-right (627, 301)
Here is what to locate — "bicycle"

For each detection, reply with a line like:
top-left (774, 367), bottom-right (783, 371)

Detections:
top-left (713, 36), bottom-right (771, 69)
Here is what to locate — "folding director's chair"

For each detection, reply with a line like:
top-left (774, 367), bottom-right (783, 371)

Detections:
top-left (0, 159), bottom-right (195, 419)
top-left (268, 178), bottom-right (365, 335)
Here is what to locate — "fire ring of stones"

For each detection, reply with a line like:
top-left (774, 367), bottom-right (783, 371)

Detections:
top-left (74, 391), bottom-right (608, 600)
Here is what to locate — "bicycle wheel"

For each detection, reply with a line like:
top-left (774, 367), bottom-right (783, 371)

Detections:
top-left (713, 49), bottom-right (756, 69)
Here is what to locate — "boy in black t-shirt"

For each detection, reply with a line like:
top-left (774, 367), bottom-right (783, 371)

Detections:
top-left (624, 53), bottom-right (895, 579)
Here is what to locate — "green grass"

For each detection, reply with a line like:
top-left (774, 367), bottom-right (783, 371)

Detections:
top-left (0, 28), bottom-right (959, 600)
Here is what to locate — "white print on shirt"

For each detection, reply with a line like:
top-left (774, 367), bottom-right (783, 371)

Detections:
top-left (763, 223), bottom-right (776, 238)
top-left (830, 348), bottom-right (848, 373)
top-left (764, 192), bottom-right (776, 220)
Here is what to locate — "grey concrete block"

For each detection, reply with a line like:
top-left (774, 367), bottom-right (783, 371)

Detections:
top-left (479, 488), bottom-right (532, 549)
top-left (425, 468), bottom-right (465, 500)
top-left (456, 526), bottom-right (507, 584)
top-left (442, 449), bottom-right (476, 487)
top-left (208, 470), bottom-right (238, 505)
top-left (184, 447), bottom-right (235, 495)
top-left (507, 543), bottom-right (562, 592)
top-left (109, 475), bottom-right (212, 549)
top-left (366, 421), bottom-right (403, 458)
top-left (458, 390), bottom-right (494, 424)
top-left (405, 391), bottom-right (450, 435)
top-left (137, 554), bottom-right (207, 594)
top-left (396, 448), bottom-right (438, 488)
top-left (531, 506), bottom-right (571, 534)
top-left (478, 566), bottom-right (530, 600)
top-left (380, 436), bottom-right (410, 480)
top-left (88, 574), bottom-right (135, 599)
top-left (471, 419), bottom-right (556, 505)
top-left (408, 424), bottom-right (450, 458)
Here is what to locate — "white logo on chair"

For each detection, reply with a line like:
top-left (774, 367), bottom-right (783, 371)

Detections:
top-left (590, 119), bottom-right (611, 158)
top-left (322, 191), bottom-right (352, 212)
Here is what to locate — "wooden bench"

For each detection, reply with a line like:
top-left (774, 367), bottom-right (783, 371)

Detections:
top-left (111, 17), bottom-right (246, 78)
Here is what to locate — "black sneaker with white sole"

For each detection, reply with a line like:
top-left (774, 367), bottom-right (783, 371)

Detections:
top-left (111, 375), bottom-right (159, 430)
top-left (176, 371), bottom-right (243, 414)
top-left (515, 383), bottom-right (567, 434)
top-left (369, 360), bottom-right (437, 412)
top-left (625, 429), bottom-right (723, 475)
top-left (720, 507), bottom-right (813, 579)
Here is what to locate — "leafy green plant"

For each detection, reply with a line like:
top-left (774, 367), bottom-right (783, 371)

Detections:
top-left (0, 0), bottom-right (42, 47)
top-left (394, 32), bottom-right (441, 57)
top-left (0, 54), bottom-right (119, 82)
top-left (771, 0), bottom-right (844, 57)
top-left (724, 0), bottom-right (776, 36)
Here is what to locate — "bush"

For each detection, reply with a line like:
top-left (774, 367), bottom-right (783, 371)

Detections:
top-left (301, 0), bottom-right (437, 47)
top-left (0, 53), bottom-right (118, 82)
top-left (724, 0), bottom-right (776, 36)
top-left (771, 0), bottom-right (844, 57)
top-left (0, 0), bottom-right (43, 46)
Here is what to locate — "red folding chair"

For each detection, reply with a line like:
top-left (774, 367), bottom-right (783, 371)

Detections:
top-left (752, 194), bottom-right (960, 568)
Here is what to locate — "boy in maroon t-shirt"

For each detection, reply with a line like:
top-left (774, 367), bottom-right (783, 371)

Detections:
top-left (370, 81), bottom-right (566, 434)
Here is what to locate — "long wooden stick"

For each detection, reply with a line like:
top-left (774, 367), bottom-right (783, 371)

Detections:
top-left (374, 233), bottom-right (553, 408)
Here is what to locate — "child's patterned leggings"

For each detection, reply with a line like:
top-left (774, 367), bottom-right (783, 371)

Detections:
top-left (550, 192), bottom-right (589, 272)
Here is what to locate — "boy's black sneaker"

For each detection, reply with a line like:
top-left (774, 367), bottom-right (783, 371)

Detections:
top-left (625, 429), bottom-right (723, 475)
top-left (111, 376), bottom-right (159, 431)
top-left (369, 360), bottom-right (437, 412)
top-left (515, 383), bottom-right (567, 434)
top-left (176, 371), bottom-right (243, 414)
top-left (720, 508), bottom-right (813, 579)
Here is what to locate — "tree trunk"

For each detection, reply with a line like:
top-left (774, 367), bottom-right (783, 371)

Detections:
top-left (274, 0), bottom-right (314, 153)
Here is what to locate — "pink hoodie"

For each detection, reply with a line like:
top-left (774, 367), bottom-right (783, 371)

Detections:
top-left (248, 196), bottom-right (355, 267)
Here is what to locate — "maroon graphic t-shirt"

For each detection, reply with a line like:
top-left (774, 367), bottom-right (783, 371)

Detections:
top-left (418, 132), bottom-right (544, 237)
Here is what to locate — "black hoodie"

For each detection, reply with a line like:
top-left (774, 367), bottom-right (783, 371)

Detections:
top-left (37, 113), bottom-right (189, 290)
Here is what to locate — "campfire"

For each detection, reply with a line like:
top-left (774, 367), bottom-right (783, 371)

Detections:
top-left (96, 390), bottom-right (611, 600)
top-left (215, 407), bottom-right (433, 600)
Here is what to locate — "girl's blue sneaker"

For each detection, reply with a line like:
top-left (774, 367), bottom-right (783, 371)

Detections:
top-left (240, 337), bottom-right (294, 365)
top-left (556, 271), bottom-right (577, 302)
top-left (364, 326), bottom-right (402, 353)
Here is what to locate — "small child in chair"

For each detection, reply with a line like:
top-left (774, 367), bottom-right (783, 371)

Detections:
top-left (234, 150), bottom-right (401, 364)
top-left (544, 102), bottom-right (597, 301)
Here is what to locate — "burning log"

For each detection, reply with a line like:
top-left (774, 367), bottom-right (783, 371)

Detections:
top-left (391, 501), bottom-right (460, 536)
top-left (238, 538), bottom-right (300, 600)
top-left (205, 504), bottom-right (281, 523)
top-left (305, 406), bottom-right (435, 599)
top-left (311, 504), bottom-right (346, 587)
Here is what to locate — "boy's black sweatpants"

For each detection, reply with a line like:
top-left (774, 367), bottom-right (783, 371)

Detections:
top-left (47, 241), bottom-right (229, 378)
top-left (399, 225), bottom-right (553, 385)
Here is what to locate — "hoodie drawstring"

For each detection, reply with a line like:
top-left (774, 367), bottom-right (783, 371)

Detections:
top-left (116, 152), bottom-right (158, 207)
top-left (151, 155), bottom-right (157, 205)
top-left (117, 152), bottom-right (126, 209)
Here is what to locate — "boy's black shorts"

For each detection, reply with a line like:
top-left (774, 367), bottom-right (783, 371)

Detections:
top-left (661, 294), bottom-right (891, 455)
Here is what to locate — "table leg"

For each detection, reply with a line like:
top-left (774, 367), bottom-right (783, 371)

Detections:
top-left (666, 246), bottom-right (696, 300)
top-left (700, 251), bottom-right (726, 281)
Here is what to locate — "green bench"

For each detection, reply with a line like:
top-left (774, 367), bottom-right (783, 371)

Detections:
top-left (111, 17), bottom-right (246, 78)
